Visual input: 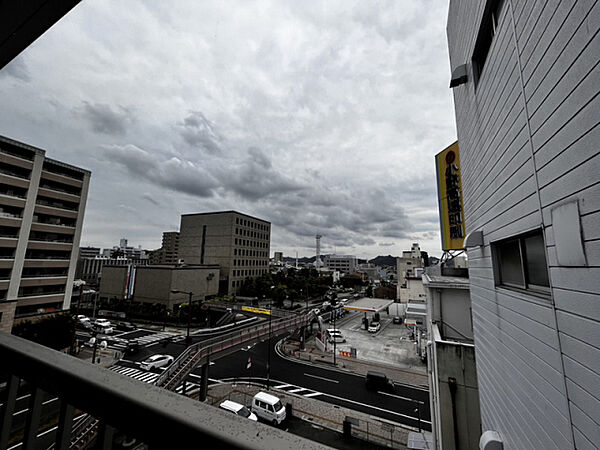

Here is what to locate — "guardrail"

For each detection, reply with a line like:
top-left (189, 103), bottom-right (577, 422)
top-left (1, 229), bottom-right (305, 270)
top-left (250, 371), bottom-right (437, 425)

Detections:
top-left (0, 333), bottom-right (326, 450)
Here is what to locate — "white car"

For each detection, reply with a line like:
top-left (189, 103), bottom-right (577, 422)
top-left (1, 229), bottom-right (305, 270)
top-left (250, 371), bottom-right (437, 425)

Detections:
top-left (94, 318), bottom-right (111, 326)
top-left (95, 322), bottom-right (114, 334)
top-left (368, 322), bottom-right (381, 333)
top-left (140, 354), bottom-right (174, 371)
top-left (77, 315), bottom-right (89, 322)
top-left (219, 400), bottom-right (257, 421)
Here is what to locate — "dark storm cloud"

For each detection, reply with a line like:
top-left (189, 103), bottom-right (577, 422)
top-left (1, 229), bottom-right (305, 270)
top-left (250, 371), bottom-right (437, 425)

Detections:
top-left (80, 102), bottom-right (135, 136)
top-left (0, 57), bottom-right (30, 82)
top-left (222, 147), bottom-right (304, 201)
top-left (178, 111), bottom-right (223, 154)
top-left (101, 144), bottom-right (218, 197)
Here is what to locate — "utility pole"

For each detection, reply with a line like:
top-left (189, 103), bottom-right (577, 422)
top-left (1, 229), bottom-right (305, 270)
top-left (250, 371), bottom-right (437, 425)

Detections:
top-left (267, 296), bottom-right (272, 389)
top-left (333, 308), bottom-right (337, 366)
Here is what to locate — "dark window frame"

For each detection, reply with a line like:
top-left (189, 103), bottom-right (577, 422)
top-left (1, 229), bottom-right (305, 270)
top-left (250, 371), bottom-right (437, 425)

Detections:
top-left (472, 0), bottom-right (506, 87)
top-left (492, 229), bottom-right (550, 297)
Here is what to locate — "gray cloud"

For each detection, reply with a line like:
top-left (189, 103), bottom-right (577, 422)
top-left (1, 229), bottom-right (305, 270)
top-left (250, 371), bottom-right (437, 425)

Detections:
top-left (0, 57), bottom-right (30, 82)
top-left (379, 242), bottom-right (395, 247)
top-left (0, 0), bottom-right (456, 258)
top-left (101, 144), bottom-right (218, 197)
top-left (178, 111), bottom-right (223, 154)
top-left (80, 102), bottom-right (135, 136)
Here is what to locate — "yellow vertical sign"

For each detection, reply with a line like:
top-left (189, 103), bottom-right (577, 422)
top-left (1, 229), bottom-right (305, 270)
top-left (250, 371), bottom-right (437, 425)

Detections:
top-left (436, 141), bottom-right (465, 250)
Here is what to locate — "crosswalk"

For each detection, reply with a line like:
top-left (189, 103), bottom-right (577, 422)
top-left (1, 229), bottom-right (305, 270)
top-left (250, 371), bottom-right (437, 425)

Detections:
top-left (273, 383), bottom-right (323, 398)
top-left (110, 331), bottom-right (186, 351)
top-left (109, 365), bottom-right (199, 394)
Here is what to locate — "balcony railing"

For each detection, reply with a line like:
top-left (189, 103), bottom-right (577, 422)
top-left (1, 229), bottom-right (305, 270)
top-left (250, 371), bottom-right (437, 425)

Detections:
top-left (0, 333), bottom-right (324, 449)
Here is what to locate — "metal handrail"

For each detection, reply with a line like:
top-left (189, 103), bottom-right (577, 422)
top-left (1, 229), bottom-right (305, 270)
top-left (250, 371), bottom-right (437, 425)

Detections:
top-left (156, 314), bottom-right (307, 387)
top-left (0, 332), bottom-right (328, 450)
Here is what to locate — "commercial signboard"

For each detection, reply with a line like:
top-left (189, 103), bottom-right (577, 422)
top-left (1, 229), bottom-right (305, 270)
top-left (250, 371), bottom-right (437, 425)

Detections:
top-left (241, 306), bottom-right (271, 315)
top-left (436, 141), bottom-right (465, 250)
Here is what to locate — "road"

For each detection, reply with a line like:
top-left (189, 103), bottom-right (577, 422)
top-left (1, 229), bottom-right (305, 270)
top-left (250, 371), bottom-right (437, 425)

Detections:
top-left (197, 333), bottom-right (431, 431)
top-left (105, 325), bottom-right (431, 431)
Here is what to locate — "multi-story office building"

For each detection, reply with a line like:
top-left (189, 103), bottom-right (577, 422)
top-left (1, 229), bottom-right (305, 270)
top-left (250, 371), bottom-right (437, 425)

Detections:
top-left (0, 135), bottom-right (90, 332)
top-left (322, 254), bottom-right (357, 274)
top-left (448, 2), bottom-right (600, 449)
top-left (178, 211), bottom-right (270, 295)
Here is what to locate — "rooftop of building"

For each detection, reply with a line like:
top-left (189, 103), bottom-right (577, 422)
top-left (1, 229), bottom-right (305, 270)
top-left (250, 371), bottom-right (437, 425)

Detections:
top-left (181, 210), bottom-right (270, 223)
top-left (0, 134), bottom-right (91, 175)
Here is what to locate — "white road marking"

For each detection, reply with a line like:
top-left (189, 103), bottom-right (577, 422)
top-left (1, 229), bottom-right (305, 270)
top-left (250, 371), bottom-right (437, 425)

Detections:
top-left (319, 392), bottom-right (431, 424)
top-left (288, 388), bottom-right (308, 393)
top-left (303, 392), bottom-right (323, 398)
top-left (274, 384), bottom-right (293, 389)
top-left (303, 373), bottom-right (340, 384)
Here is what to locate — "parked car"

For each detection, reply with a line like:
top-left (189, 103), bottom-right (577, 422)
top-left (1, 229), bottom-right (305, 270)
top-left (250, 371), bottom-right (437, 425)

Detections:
top-left (368, 322), bottom-right (381, 333)
top-left (95, 322), bottom-right (114, 334)
top-left (219, 400), bottom-right (257, 421)
top-left (94, 318), bottom-right (112, 327)
top-left (326, 329), bottom-right (346, 343)
top-left (116, 321), bottom-right (137, 332)
top-left (329, 334), bottom-right (346, 344)
top-left (251, 392), bottom-right (286, 425)
top-left (393, 316), bottom-right (402, 324)
top-left (365, 371), bottom-right (395, 393)
top-left (140, 354), bottom-right (174, 371)
top-left (76, 315), bottom-right (89, 322)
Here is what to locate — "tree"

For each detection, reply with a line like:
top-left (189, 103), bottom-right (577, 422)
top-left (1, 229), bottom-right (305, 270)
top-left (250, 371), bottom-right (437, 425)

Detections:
top-left (12, 313), bottom-right (74, 350)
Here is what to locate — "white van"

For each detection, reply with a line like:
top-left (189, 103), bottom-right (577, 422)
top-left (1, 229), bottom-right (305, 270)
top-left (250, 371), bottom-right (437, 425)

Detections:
top-left (251, 392), bottom-right (286, 425)
top-left (219, 400), bottom-right (257, 421)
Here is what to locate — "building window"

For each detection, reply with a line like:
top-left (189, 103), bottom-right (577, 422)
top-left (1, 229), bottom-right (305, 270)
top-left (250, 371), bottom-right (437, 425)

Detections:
top-left (472, 0), bottom-right (505, 86)
top-left (492, 229), bottom-right (550, 294)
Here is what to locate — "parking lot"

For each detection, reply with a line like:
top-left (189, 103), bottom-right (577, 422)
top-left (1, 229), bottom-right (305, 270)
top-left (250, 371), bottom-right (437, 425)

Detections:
top-left (328, 307), bottom-right (426, 372)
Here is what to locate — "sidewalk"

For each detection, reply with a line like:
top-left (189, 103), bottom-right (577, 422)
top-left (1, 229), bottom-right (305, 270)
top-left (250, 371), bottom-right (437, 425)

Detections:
top-left (281, 339), bottom-right (429, 389)
top-left (207, 382), bottom-right (418, 449)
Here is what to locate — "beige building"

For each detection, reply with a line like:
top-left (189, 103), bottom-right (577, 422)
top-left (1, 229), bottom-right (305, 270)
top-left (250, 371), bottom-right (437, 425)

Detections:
top-left (398, 276), bottom-right (426, 303)
top-left (397, 243), bottom-right (424, 286)
top-left (134, 265), bottom-right (219, 309)
top-left (178, 211), bottom-right (270, 295)
top-left (0, 135), bottom-right (90, 332)
top-left (99, 264), bottom-right (219, 310)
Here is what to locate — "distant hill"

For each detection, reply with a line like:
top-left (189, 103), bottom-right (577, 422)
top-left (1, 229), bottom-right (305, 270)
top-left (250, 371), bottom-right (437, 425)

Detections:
top-left (368, 255), bottom-right (398, 266)
top-left (282, 255), bottom-right (315, 264)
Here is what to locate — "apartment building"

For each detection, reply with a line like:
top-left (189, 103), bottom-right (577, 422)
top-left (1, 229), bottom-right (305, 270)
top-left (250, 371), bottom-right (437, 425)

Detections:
top-left (448, 1), bottom-right (600, 449)
top-left (178, 211), bottom-right (270, 295)
top-left (0, 135), bottom-right (90, 332)
top-left (149, 231), bottom-right (180, 265)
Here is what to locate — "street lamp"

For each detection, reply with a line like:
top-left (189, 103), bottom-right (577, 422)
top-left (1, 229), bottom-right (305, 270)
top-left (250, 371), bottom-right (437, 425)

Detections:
top-left (171, 290), bottom-right (194, 343)
top-left (70, 280), bottom-right (86, 356)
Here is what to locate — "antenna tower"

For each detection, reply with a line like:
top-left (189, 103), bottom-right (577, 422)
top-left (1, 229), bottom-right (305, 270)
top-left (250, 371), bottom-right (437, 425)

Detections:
top-left (315, 234), bottom-right (322, 269)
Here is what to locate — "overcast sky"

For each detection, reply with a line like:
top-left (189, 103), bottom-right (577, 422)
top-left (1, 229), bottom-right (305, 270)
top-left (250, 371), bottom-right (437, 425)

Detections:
top-left (0, 1), bottom-right (456, 259)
